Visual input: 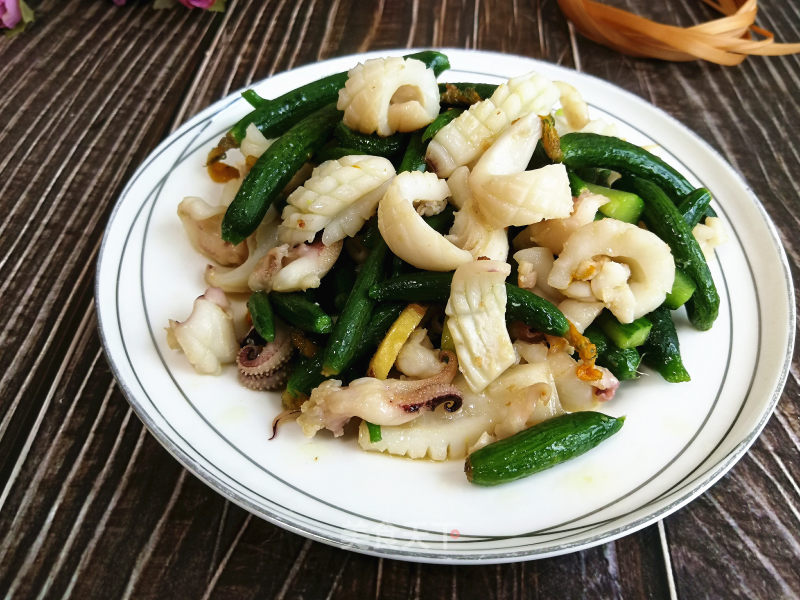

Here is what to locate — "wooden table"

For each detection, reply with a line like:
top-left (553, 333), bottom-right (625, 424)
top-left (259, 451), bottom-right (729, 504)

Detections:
top-left (1, 1), bottom-right (798, 597)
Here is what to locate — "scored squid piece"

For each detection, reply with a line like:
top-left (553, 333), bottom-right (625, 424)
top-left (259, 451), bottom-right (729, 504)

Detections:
top-left (426, 71), bottom-right (560, 177)
top-left (468, 111), bottom-right (573, 230)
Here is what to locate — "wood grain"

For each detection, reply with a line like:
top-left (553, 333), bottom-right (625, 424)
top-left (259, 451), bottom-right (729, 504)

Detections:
top-left (0, 0), bottom-right (798, 597)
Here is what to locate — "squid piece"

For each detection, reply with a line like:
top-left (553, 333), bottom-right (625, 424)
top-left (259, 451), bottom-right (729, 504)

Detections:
top-left (557, 299), bottom-right (605, 333)
top-left (548, 219), bottom-right (675, 323)
top-left (296, 351), bottom-right (462, 437)
top-left (166, 287), bottom-right (239, 375)
top-left (205, 206), bottom-right (280, 293)
top-left (521, 190), bottom-right (610, 255)
top-left (445, 260), bottom-right (516, 392)
top-left (178, 197), bottom-right (248, 267)
top-left (239, 123), bottom-right (272, 160)
top-left (426, 71), bottom-right (560, 177)
top-left (546, 350), bottom-right (618, 411)
top-left (486, 363), bottom-right (564, 439)
top-left (248, 238), bottom-right (342, 293)
top-left (336, 56), bottom-right (441, 136)
top-left (513, 246), bottom-right (564, 304)
top-left (554, 81), bottom-right (589, 131)
top-left (692, 216), bottom-right (727, 260)
top-left (552, 81), bottom-right (618, 137)
top-left (468, 112), bottom-right (573, 229)
top-left (395, 328), bottom-right (445, 379)
top-left (378, 171), bottom-right (473, 271)
top-left (445, 166), bottom-right (509, 263)
top-left (279, 155), bottom-right (395, 246)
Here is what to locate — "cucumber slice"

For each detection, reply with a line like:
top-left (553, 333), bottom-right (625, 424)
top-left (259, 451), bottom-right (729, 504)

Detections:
top-left (585, 182), bottom-right (644, 223)
top-left (597, 311), bottom-right (652, 349)
top-left (664, 268), bottom-right (697, 309)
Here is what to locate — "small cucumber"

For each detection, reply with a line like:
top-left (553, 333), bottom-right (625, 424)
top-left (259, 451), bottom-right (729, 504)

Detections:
top-left (270, 292), bottom-right (333, 334)
top-left (640, 305), bottom-right (690, 383)
top-left (222, 103), bottom-right (341, 245)
top-left (618, 176), bottom-right (719, 331)
top-left (596, 311), bottom-right (652, 349)
top-left (541, 120), bottom-right (694, 203)
top-left (465, 412), bottom-right (625, 486)
top-left (398, 131), bottom-right (427, 173)
top-left (247, 291), bottom-right (276, 342)
top-left (333, 121), bottom-right (406, 158)
top-left (678, 187), bottom-right (713, 228)
top-left (585, 182), bottom-right (644, 223)
top-left (321, 242), bottom-right (388, 376)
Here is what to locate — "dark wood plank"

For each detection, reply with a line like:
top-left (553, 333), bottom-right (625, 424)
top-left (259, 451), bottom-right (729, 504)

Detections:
top-left (0, 0), bottom-right (798, 597)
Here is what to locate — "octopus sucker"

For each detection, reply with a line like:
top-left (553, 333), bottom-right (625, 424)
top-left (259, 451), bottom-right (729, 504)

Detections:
top-left (238, 365), bottom-right (291, 392)
top-left (236, 325), bottom-right (294, 391)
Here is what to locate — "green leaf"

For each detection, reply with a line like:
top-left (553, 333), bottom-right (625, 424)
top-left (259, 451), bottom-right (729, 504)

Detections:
top-left (153, 0), bottom-right (177, 9)
top-left (20, 0), bottom-right (34, 23)
top-left (209, 0), bottom-right (226, 11)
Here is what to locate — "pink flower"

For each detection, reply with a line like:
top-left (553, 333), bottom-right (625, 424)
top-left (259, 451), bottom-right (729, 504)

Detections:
top-left (0, 0), bottom-right (22, 29)
top-left (176, 0), bottom-right (217, 7)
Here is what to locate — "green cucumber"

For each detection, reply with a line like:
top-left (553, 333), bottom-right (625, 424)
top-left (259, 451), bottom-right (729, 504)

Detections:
top-left (246, 291), bottom-right (276, 342)
top-left (282, 354), bottom-right (325, 409)
top-left (596, 311), bottom-right (652, 349)
top-left (505, 284), bottom-right (570, 337)
top-left (618, 176), bottom-right (719, 331)
top-left (583, 325), bottom-right (641, 380)
top-left (398, 131), bottom-right (427, 173)
top-left (664, 268), bottom-right (696, 310)
top-left (586, 182), bottom-right (644, 223)
top-left (640, 305), bottom-right (690, 382)
top-left (541, 118), bottom-right (693, 202)
top-left (281, 302), bottom-right (403, 408)
top-left (222, 103), bottom-right (341, 245)
top-left (321, 242), bottom-right (388, 375)
top-left (269, 292), bottom-right (333, 334)
top-left (333, 121), bottom-right (406, 158)
top-left (367, 272), bottom-right (569, 337)
top-left (678, 187), bottom-right (713, 228)
top-left (465, 412), bottom-right (625, 486)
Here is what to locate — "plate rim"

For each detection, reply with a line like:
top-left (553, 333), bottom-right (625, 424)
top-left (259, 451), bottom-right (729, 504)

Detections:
top-left (95, 47), bottom-right (796, 564)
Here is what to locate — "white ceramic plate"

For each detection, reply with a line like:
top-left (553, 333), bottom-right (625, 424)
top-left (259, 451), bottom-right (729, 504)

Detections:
top-left (96, 49), bottom-right (794, 563)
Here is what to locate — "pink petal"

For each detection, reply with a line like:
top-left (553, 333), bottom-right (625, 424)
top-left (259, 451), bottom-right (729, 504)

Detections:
top-left (0, 0), bottom-right (22, 29)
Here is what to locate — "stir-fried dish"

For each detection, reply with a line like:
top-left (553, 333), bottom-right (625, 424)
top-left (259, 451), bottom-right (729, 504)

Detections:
top-left (166, 52), bottom-right (726, 485)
